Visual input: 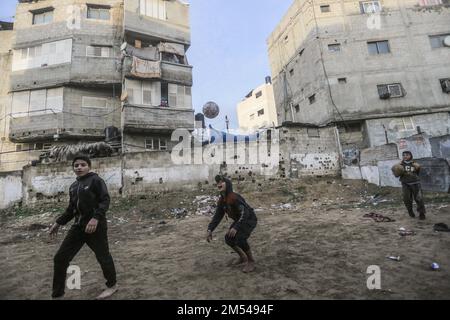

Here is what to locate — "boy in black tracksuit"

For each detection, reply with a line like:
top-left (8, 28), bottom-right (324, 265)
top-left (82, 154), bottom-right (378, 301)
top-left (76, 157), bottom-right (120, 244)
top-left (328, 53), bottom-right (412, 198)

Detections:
top-left (395, 151), bottom-right (426, 220)
top-left (206, 175), bottom-right (258, 273)
top-left (49, 155), bottom-right (117, 299)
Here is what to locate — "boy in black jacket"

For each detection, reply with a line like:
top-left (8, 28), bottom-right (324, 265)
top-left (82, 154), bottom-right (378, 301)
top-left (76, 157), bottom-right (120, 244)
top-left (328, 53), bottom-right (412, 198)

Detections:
top-left (206, 175), bottom-right (258, 273)
top-left (49, 155), bottom-right (117, 299)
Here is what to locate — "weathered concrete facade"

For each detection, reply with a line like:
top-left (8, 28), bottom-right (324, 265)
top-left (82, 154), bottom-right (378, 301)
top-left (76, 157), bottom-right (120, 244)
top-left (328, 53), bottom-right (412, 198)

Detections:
top-left (237, 77), bottom-right (279, 132)
top-left (268, 0), bottom-right (450, 185)
top-left (1, 0), bottom-right (194, 171)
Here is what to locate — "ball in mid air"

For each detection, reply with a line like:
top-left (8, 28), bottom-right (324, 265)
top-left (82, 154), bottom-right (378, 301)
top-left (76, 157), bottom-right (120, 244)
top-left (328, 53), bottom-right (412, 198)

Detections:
top-left (203, 101), bottom-right (220, 119)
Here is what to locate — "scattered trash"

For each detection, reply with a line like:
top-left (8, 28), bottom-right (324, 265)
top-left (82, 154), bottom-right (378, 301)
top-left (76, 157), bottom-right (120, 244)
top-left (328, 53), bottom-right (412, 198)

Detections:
top-left (363, 212), bottom-right (396, 222)
top-left (433, 223), bottom-right (450, 233)
top-left (193, 195), bottom-right (217, 216)
top-left (431, 262), bottom-right (440, 271)
top-left (169, 208), bottom-right (188, 218)
top-left (398, 227), bottom-right (415, 236)
top-left (387, 256), bottom-right (401, 261)
top-left (399, 230), bottom-right (415, 236)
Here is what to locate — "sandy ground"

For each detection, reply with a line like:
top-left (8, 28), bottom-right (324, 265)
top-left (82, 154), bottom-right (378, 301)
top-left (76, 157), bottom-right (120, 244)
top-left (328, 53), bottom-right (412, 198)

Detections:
top-left (0, 177), bottom-right (449, 300)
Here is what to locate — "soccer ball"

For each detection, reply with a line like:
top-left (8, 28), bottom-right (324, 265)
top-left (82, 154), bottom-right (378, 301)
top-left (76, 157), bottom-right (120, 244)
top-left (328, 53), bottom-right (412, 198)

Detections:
top-left (203, 101), bottom-right (220, 119)
top-left (392, 164), bottom-right (404, 177)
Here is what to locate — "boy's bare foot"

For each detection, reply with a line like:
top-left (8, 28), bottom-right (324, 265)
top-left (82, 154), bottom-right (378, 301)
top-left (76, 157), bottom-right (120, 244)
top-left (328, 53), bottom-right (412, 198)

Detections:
top-left (227, 257), bottom-right (247, 267)
top-left (96, 285), bottom-right (118, 300)
top-left (242, 262), bottom-right (255, 273)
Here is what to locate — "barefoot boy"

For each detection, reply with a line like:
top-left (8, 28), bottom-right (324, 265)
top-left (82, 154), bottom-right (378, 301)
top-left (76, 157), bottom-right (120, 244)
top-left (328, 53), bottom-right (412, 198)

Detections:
top-left (49, 155), bottom-right (117, 299)
top-left (206, 175), bottom-right (258, 273)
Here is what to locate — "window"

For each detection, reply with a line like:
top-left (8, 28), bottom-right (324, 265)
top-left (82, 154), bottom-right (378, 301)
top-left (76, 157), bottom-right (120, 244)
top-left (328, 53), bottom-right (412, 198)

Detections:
top-left (307, 128), bottom-right (320, 138)
top-left (255, 91), bottom-right (262, 99)
top-left (145, 138), bottom-right (167, 151)
top-left (289, 69), bottom-right (294, 76)
top-left (440, 78), bottom-right (450, 93)
top-left (82, 97), bottom-right (108, 109)
top-left (16, 144), bottom-right (22, 152)
top-left (309, 94), bottom-right (316, 104)
top-left (320, 5), bottom-right (331, 13)
top-left (86, 46), bottom-right (111, 57)
top-left (360, 1), bottom-right (381, 14)
top-left (12, 88), bottom-right (63, 117)
top-left (33, 9), bottom-right (54, 25)
top-left (429, 34), bottom-right (450, 49)
top-left (162, 83), bottom-right (191, 108)
top-left (368, 40), bottom-right (390, 55)
top-left (258, 109), bottom-right (265, 116)
top-left (159, 139), bottom-right (167, 151)
top-left (419, 0), bottom-right (443, 6)
top-left (377, 83), bottom-right (405, 99)
top-left (13, 39), bottom-right (72, 71)
top-left (161, 52), bottom-right (185, 65)
top-left (338, 78), bottom-right (347, 84)
top-left (145, 139), bottom-right (154, 150)
top-left (87, 5), bottom-right (110, 20)
top-left (393, 117), bottom-right (415, 131)
top-left (294, 104), bottom-right (300, 113)
top-left (140, 0), bottom-right (166, 20)
top-left (43, 143), bottom-right (52, 150)
top-left (328, 43), bottom-right (341, 52)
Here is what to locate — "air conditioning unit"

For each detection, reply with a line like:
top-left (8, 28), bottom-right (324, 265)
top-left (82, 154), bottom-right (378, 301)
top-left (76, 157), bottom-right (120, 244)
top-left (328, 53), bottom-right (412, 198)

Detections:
top-left (442, 79), bottom-right (450, 93)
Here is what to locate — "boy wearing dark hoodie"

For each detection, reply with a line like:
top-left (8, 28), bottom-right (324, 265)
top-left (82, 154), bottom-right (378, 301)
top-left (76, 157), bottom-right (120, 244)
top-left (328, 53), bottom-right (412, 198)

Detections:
top-left (393, 151), bottom-right (426, 220)
top-left (48, 155), bottom-right (117, 299)
top-left (206, 175), bottom-right (258, 273)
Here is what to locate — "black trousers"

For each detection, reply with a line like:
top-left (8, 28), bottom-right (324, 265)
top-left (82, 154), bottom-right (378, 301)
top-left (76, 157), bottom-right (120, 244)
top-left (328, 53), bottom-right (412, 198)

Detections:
top-left (225, 217), bottom-right (257, 252)
top-left (52, 222), bottom-right (116, 298)
top-left (402, 183), bottom-right (426, 216)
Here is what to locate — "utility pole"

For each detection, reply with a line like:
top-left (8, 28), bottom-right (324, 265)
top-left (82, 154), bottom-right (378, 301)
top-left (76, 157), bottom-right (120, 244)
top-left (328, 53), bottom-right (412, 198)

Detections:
top-left (225, 115), bottom-right (229, 133)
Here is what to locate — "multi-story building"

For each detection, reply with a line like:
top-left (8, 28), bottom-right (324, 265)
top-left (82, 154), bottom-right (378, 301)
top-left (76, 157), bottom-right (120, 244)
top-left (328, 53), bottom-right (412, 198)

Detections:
top-left (236, 76), bottom-right (278, 132)
top-left (0, 0), bottom-right (194, 171)
top-left (267, 0), bottom-right (450, 153)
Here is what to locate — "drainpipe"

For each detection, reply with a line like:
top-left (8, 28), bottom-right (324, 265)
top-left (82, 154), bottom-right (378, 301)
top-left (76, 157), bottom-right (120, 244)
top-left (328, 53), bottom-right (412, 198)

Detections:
top-left (334, 125), bottom-right (344, 171)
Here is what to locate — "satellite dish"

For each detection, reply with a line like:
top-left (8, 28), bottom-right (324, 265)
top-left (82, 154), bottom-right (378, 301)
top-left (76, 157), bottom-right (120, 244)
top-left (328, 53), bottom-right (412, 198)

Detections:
top-left (120, 42), bottom-right (128, 51)
top-left (203, 101), bottom-right (220, 119)
top-left (444, 36), bottom-right (450, 47)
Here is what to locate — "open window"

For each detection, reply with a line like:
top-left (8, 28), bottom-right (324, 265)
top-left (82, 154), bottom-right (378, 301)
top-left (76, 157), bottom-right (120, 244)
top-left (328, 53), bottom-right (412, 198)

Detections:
top-left (377, 83), bottom-right (405, 99)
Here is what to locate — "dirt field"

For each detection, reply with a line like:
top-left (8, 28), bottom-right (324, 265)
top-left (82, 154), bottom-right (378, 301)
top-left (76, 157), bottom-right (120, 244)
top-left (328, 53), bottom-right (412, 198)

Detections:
top-left (1, 177), bottom-right (449, 300)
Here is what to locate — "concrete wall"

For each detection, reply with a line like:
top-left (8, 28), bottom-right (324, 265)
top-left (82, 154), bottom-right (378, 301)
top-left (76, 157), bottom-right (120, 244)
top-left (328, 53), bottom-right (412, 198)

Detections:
top-left (366, 112), bottom-right (450, 147)
top-left (22, 156), bottom-right (122, 205)
top-left (0, 171), bottom-right (23, 209)
top-left (279, 125), bottom-right (340, 177)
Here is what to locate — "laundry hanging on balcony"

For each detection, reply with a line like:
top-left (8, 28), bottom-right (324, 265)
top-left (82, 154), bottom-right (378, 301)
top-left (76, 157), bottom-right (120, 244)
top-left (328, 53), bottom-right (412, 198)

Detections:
top-left (157, 42), bottom-right (185, 56)
top-left (131, 56), bottom-right (161, 79)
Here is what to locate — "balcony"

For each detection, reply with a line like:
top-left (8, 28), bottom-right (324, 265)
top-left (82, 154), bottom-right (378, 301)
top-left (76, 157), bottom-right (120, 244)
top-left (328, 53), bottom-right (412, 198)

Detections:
top-left (123, 104), bottom-right (194, 133)
top-left (9, 112), bottom-right (108, 143)
top-left (123, 55), bottom-right (192, 86)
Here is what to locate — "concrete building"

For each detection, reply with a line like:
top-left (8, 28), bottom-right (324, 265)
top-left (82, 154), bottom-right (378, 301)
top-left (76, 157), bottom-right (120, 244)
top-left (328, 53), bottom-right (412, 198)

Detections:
top-left (0, 0), bottom-right (194, 171)
top-left (267, 0), bottom-right (450, 160)
top-left (236, 76), bottom-right (278, 132)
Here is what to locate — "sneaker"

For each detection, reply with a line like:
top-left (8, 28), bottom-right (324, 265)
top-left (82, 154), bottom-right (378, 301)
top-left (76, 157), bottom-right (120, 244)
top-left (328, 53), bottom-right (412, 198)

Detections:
top-left (408, 211), bottom-right (416, 218)
top-left (96, 285), bottom-right (118, 300)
